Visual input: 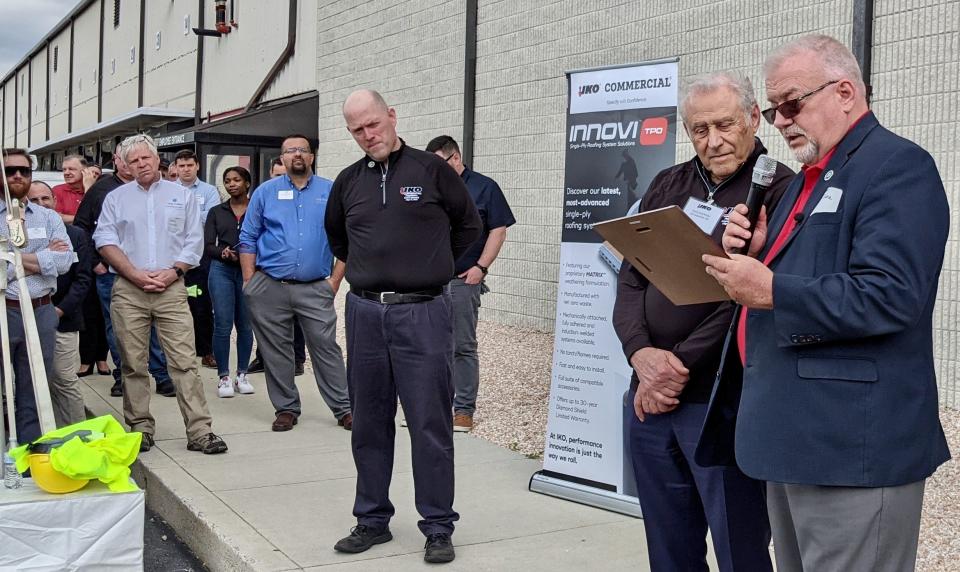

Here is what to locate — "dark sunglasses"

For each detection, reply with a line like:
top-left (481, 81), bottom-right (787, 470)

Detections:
top-left (761, 80), bottom-right (839, 125)
top-left (4, 165), bottom-right (31, 177)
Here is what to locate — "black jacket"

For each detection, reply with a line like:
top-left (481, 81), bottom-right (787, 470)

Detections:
top-left (325, 141), bottom-right (482, 292)
top-left (612, 138), bottom-right (794, 402)
top-left (204, 200), bottom-right (246, 267)
top-left (53, 225), bottom-right (94, 333)
top-left (74, 173), bottom-right (126, 267)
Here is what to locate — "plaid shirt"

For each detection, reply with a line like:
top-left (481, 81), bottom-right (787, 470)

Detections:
top-left (0, 200), bottom-right (74, 300)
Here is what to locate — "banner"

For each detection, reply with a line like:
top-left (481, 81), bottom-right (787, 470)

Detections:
top-left (530, 59), bottom-right (678, 516)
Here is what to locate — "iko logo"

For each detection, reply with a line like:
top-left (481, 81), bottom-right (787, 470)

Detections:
top-left (639, 117), bottom-right (668, 146)
top-left (400, 186), bottom-right (423, 202)
top-left (577, 83), bottom-right (600, 97)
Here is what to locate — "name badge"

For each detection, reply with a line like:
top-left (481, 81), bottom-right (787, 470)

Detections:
top-left (682, 197), bottom-right (724, 235)
top-left (278, 190), bottom-right (294, 200)
top-left (28, 227), bottom-right (47, 240)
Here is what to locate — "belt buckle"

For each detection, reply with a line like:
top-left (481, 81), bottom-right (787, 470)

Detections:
top-left (379, 291), bottom-right (396, 304)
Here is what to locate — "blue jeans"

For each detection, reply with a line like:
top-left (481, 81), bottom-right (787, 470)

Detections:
top-left (96, 272), bottom-right (172, 384)
top-left (208, 261), bottom-right (253, 377)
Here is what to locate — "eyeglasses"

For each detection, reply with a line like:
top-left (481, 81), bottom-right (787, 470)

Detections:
top-left (4, 165), bottom-right (31, 177)
top-left (282, 147), bottom-right (312, 155)
top-left (761, 80), bottom-right (839, 125)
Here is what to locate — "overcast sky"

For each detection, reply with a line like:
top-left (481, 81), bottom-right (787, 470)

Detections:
top-left (0, 0), bottom-right (81, 77)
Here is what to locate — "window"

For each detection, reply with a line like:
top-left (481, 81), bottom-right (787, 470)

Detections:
top-left (53, 46), bottom-right (58, 72)
top-left (113, 0), bottom-right (120, 28)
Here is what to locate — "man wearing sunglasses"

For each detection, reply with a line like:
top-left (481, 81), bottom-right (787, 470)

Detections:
top-left (0, 149), bottom-right (75, 443)
top-left (700, 35), bottom-right (950, 571)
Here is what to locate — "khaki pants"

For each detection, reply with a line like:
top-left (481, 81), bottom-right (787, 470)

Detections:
top-left (111, 276), bottom-right (212, 441)
top-left (51, 330), bottom-right (86, 427)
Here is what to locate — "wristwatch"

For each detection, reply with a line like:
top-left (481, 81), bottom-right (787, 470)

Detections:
top-left (174, 267), bottom-right (185, 279)
top-left (475, 264), bottom-right (489, 275)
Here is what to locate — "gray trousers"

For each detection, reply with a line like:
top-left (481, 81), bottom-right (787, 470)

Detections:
top-left (768, 479), bottom-right (925, 572)
top-left (244, 271), bottom-right (350, 419)
top-left (51, 330), bottom-right (86, 427)
top-left (448, 278), bottom-right (481, 414)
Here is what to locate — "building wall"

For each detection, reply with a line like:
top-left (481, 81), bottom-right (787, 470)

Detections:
top-left (201, 0), bottom-right (320, 118)
top-left (142, 0), bottom-right (199, 111)
top-left (29, 50), bottom-right (48, 147)
top-left (100, 0), bottom-right (142, 118)
top-left (2, 82), bottom-right (13, 148)
top-left (70, 0), bottom-right (102, 132)
top-left (48, 26), bottom-right (73, 140)
top-left (14, 66), bottom-right (30, 147)
top-left (870, 0), bottom-right (960, 407)
top-left (314, 0), bottom-right (466, 176)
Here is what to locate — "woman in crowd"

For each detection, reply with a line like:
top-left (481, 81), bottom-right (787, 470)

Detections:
top-left (204, 166), bottom-right (255, 398)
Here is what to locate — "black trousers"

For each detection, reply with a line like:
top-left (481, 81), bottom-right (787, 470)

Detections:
top-left (625, 396), bottom-right (772, 572)
top-left (79, 286), bottom-right (109, 364)
top-left (345, 292), bottom-right (459, 536)
top-left (185, 262), bottom-right (213, 356)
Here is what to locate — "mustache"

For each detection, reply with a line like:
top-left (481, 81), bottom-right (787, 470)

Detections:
top-left (781, 125), bottom-right (807, 138)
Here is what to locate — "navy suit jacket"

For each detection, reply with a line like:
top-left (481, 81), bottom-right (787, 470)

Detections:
top-left (696, 112), bottom-right (951, 487)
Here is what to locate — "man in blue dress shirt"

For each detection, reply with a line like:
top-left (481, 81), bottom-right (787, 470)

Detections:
top-left (238, 134), bottom-right (352, 432)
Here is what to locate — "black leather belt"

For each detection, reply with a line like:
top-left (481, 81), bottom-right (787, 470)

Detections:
top-left (351, 287), bottom-right (443, 305)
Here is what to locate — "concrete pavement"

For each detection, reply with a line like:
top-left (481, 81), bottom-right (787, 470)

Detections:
top-left (77, 366), bottom-right (687, 571)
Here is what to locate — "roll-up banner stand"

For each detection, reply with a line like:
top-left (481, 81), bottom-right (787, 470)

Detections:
top-left (529, 58), bottom-right (679, 517)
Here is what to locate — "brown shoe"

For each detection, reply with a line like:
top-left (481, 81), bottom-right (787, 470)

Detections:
top-left (272, 411), bottom-right (298, 432)
top-left (453, 413), bottom-right (473, 432)
top-left (201, 354), bottom-right (218, 369)
top-left (338, 413), bottom-right (353, 431)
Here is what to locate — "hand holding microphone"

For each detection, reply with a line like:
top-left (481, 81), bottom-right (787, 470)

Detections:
top-left (724, 154), bottom-right (776, 257)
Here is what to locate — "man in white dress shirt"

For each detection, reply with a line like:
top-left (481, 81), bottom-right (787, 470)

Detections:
top-left (93, 134), bottom-right (227, 455)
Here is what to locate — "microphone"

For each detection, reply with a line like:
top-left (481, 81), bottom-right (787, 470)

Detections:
top-left (732, 154), bottom-right (777, 255)
top-left (794, 213), bottom-right (805, 224)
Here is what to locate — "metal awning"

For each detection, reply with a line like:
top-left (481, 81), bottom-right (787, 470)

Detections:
top-left (28, 107), bottom-right (194, 154)
top-left (155, 91), bottom-right (318, 150)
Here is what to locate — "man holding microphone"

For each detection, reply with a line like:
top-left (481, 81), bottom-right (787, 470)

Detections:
top-left (700, 35), bottom-right (950, 571)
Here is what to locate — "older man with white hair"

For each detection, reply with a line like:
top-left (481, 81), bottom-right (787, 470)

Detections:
top-left (612, 71), bottom-right (793, 572)
top-left (93, 134), bottom-right (226, 455)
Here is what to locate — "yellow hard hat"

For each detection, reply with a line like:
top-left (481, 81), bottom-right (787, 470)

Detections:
top-left (27, 453), bottom-right (89, 494)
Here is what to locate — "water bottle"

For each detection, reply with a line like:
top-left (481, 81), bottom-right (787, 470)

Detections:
top-left (3, 451), bottom-right (21, 489)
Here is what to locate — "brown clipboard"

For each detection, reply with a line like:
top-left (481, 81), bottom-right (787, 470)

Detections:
top-left (593, 205), bottom-right (731, 305)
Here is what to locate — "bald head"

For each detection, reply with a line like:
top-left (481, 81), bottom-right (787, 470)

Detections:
top-left (342, 89), bottom-right (400, 162)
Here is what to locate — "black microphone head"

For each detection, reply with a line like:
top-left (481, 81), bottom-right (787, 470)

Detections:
top-left (794, 212), bottom-right (805, 223)
top-left (751, 154), bottom-right (777, 187)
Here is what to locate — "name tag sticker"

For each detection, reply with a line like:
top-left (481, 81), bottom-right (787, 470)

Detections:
top-left (682, 197), bottom-right (724, 235)
top-left (278, 190), bottom-right (294, 200)
top-left (28, 227), bottom-right (47, 239)
top-left (811, 187), bottom-right (843, 215)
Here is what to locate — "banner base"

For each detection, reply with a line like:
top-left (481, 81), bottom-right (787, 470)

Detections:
top-left (528, 471), bottom-right (643, 518)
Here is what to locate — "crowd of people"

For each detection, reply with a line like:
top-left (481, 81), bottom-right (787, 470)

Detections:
top-left (1, 31), bottom-right (951, 569)
top-left (2, 86), bottom-right (513, 563)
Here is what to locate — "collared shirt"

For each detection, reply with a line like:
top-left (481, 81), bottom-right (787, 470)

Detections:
top-left (93, 178), bottom-right (203, 272)
top-left (239, 174), bottom-right (335, 282)
top-left (455, 167), bottom-right (516, 274)
top-left (52, 182), bottom-right (85, 216)
top-left (177, 178), bottom-right (221, 223)
top-left (0, 200), bottom-right (74, 300)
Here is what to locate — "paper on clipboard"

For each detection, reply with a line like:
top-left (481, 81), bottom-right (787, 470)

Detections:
top-left (593, 205), bottom-right (731, 305)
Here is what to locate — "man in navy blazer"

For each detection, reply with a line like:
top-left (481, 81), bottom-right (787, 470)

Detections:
top-left (701, 35), bottom-right (950, 572)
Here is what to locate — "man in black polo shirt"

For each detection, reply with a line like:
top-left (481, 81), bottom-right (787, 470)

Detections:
top-left (425, 135), bottom-right (515, 433)
top-left (326, 89), bottom-right (481, 565)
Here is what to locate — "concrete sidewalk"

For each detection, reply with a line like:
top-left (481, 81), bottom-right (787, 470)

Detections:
top-left (78, 368), bottom-right (660, 571)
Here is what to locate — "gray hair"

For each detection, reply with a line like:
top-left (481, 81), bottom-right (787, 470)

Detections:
top-left (118, 134), bottom-right (159, 163)
top-left (764, 34), bottom-right (866, 96)
top-left (679, 71), bottom-right (757, 123)
top-left (62, 154), bottom-right (88, 168)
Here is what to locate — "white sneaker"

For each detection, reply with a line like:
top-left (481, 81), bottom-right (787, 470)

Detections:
top-left (234, 372), bottom-right (255, 394)
top-left (217, 376), bottom-right (235, 398)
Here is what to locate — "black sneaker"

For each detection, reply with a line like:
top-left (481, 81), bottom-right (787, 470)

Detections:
top-left (247, 357), bottom-right (264, 374)
top-left (333, 524), bottom-right (393, 554)
top-left (424, 533), bottom-right (455, 564)
top-left (295, 362), bottom-right (305, 376)
top-left (110, 379), bottom-right (123, 397)
top-left (187, 432), bottom-right (228, 455)
top-left (139, 433), bottom-right (155, 452)
top-left (156, 380), bottom-right (176, 397)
